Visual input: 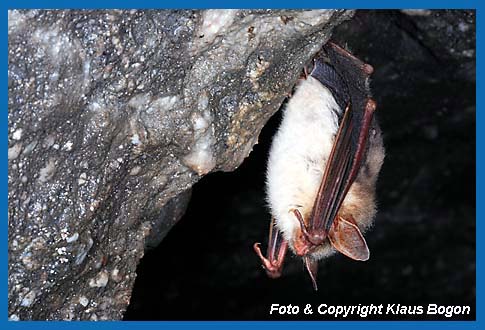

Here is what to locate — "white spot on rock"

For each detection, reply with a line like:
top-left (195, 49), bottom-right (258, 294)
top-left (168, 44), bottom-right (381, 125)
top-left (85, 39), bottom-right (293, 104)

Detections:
top-left (248, 58), bottom-right (270, 84)
top-left (401, 9), bottom-right (432, 16)
top-left (198, 10), bottom-right (237, 45)
top-left (22, 140), bottom-right (38, 155)
top-left (128, 93), bottom-right (151, 110)
top-left (38, 158), bottom-right (56, 182)
top-left (194, 117), bottom-right (209, 131)
top-left (9, 314), bottom-right (20, 321)
top-left (129, 165), bottom-right (141, 176)
top-left (462, 49), bottom-right (475, 58)
top-left (60, 227), bottom-right (69, 240)
top-left (20, 251), bottom-right (33, 269)
top-left (83, 60), bottom-right (91, 87)
top-left (89, 270), bottom-right (109, 288)
top-left (78, 172), bottom-right (87, 185)
top-left (131, 133), bottom-right (140, 145)
top-left (79, 296), bottom-right (89, 307)
top-left (12, 128), bottom-right (23, 140)
top-left (8, 143), bottom-right (22, 160)
top-left (148, 95), bottom-right (179, 114)
top-left (183, 110), bottom-right (216, 175)
top-left (458, 22), bottom-right (470, 33)
top-left (20, 290), bottom-right (37, 307)
top-left (197, 92), bottom-right (209, 112)
top-left (66, 232), bottom-right (79, 243)
top-left (111, 268), bottom-right (122, 282)
top-left (293, 10), bottom-right (334, 26)
top-left (62, 141), bottom-right (73, 151)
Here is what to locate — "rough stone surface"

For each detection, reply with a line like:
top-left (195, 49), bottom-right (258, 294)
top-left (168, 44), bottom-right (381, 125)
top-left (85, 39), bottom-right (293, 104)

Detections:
top-left (123, 10), bottom-right (475, 321)
top-left (8, 9), bottom-right (353, 320)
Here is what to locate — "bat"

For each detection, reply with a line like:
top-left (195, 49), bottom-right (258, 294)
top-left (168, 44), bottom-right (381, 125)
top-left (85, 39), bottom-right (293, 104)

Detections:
top-left (253, 41), bottom-right (385, 290)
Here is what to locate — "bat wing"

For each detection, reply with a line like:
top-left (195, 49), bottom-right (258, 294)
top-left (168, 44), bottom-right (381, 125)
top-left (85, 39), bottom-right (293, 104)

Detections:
top-left (307, 42), bottom-right (376, 260)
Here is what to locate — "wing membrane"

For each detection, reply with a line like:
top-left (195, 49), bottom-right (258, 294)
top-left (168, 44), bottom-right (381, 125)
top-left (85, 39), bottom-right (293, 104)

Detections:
top-left (309, 100), bottom-right (375, 234)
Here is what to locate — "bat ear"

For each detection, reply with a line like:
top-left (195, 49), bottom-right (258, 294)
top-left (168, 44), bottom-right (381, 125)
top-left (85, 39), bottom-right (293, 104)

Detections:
top-left (328, 217), bottom-right (370, 261)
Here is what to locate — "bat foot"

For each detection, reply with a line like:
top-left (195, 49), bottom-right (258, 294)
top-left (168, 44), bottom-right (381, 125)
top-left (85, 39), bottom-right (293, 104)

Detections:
top-left (253, 243), bottom-right (283, 279)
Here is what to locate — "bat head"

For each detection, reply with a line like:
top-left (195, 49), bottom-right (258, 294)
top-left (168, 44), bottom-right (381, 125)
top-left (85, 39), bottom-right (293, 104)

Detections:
top-left (292, 213), bottom-right (370, 262)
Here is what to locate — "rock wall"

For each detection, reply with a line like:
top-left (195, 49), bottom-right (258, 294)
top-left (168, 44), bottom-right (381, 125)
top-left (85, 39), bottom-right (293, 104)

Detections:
top-left (8, 9), bottom-right (353, 320)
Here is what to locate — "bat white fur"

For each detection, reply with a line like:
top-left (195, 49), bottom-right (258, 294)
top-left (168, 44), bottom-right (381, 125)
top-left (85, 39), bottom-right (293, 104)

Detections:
top-left (266, 76), bottom-right (383, 260)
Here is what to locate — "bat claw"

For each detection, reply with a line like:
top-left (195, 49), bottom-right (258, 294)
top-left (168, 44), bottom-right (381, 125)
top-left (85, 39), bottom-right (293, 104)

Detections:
top-left (253, 242), bottom-right (283, 279)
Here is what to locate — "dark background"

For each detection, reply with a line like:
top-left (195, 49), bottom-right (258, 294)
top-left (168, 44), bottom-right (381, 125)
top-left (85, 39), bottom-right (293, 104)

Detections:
top-left (124, 10), bottom-right (476, 321)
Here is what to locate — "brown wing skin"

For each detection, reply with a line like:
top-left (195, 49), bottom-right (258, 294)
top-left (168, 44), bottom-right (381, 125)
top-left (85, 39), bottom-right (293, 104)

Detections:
top-left (311, 100), bottom-right (376, 232)
top-left (304, 42), bottom-right (376, 246)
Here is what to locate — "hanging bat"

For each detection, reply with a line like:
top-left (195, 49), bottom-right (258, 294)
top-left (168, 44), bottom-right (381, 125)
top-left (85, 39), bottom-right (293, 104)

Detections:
top-left (253, 41), bottom-right (385, 290)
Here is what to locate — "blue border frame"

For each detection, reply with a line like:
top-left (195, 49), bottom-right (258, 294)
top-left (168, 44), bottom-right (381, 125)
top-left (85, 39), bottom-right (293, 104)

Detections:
top-left (3, 0), bottom-right (481, 9)
top-left (4, 1), bottom-right (480, 328)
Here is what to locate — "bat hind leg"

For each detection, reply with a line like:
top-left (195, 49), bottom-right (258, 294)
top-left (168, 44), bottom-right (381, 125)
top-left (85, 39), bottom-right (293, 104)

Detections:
top-left (253, 218), bottom-right (288, 279)
top-left (253, 242), bottom-right (287, 278)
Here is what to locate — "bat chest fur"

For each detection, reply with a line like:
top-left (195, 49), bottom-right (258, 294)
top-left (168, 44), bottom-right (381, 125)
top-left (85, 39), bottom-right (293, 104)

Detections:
top-left (266, 77), bottom-right (343, 250)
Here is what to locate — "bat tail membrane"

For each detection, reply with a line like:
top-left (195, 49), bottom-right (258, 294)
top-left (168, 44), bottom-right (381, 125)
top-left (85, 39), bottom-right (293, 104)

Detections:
top-left (328, 216), bottom-right (370, 261)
